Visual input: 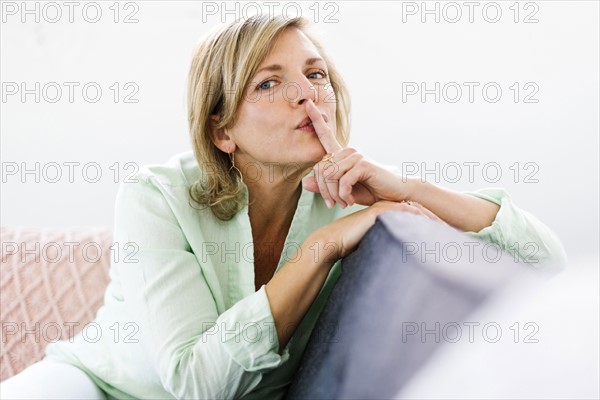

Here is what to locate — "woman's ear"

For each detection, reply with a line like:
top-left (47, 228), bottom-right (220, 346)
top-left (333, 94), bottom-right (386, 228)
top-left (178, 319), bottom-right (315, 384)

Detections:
top-left (209, 115), bottom-right (236, 153)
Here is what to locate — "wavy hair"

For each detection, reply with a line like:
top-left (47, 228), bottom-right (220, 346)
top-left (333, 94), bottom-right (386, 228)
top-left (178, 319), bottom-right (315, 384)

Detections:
top-left (187, 14), bottom-right (351, 221)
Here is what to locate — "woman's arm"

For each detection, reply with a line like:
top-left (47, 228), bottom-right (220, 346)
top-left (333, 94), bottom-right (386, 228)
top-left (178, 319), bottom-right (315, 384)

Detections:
top-left (266, 200), bottom-right (435, 353)
top-left (405, 178), bottom-right (500, 233)
top-left (304, 106), bottom-right (565, 268)
top-left (114, 176), bottom-right (292, 399)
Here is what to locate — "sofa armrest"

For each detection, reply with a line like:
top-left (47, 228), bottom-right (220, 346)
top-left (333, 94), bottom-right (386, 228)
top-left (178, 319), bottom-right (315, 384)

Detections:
top-left (286, 212), bottom-right (531, 399)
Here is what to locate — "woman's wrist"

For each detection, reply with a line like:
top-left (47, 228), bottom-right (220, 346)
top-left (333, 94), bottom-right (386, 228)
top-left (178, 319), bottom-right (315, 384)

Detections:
top-left (400, 178), bottom-right (500, 232)
top-left (396, 175), bottom-right (423, 203)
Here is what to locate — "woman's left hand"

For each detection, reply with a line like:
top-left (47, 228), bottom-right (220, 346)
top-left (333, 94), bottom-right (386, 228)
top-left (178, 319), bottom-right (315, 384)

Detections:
top-left (301, 99), bottom-right (414, 208)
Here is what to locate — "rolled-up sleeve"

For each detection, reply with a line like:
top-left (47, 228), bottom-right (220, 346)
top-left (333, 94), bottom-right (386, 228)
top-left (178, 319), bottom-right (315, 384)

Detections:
top-left (463, 187), bottom-right (568, 271)
top-left (113, 174), bottom-right (289, 399)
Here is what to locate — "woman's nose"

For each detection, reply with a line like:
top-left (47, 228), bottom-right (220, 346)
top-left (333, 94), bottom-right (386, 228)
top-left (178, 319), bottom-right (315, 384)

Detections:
top-left (292, 75), bottom-right (317, 106)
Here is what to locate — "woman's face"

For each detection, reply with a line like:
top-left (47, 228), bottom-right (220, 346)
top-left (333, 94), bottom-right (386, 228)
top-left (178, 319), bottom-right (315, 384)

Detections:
top-left (224, 27), bottom-right (337, 178)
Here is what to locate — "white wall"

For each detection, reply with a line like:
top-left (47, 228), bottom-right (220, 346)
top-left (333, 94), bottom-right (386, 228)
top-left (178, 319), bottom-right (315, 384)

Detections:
top-left (2, 1), bottom-right (598, 260)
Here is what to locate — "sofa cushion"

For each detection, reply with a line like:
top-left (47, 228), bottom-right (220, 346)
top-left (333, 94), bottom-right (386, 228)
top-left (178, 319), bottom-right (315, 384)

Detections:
top-left (286, 211), bottom-right (529, 399)
top-left (0, 227), bottom-right (112, 381)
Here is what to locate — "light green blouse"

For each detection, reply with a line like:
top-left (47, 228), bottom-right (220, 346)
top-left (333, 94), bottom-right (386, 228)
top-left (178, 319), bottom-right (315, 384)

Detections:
top-left (44, 151), bottom-right (567, 399)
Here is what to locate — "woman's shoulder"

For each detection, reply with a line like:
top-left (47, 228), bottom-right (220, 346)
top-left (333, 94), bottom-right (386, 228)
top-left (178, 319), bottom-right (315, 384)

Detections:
top-left (133, 150), bottom-right (201, 188)
top-left (114, 152), bottom-right (217, 236)
top-left (115, 151), bottom-right (208, 219)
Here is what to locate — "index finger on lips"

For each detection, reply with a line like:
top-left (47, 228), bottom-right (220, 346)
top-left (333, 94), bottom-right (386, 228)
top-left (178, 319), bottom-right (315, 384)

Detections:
top-left (306, 99), bottom-right (342, 154)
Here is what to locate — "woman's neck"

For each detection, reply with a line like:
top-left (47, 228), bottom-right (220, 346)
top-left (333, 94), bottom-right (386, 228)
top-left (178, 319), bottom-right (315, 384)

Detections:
top-left (246, 179), bottom-right (302, 238)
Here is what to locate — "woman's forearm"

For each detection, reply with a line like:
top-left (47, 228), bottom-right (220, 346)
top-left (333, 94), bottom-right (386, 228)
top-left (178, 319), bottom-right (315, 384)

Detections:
top-left (406, 178), bottom-right (500, 233)
top-left (265, 233), bottom-right (335, 354)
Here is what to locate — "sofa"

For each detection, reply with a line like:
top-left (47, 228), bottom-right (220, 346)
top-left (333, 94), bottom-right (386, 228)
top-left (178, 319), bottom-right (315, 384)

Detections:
top-left (1, 214), bottom-right (593, 399)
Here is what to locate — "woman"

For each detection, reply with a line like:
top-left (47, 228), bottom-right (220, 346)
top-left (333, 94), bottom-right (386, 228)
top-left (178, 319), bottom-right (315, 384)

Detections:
top-left (1, 14), bottom-right (566, 400)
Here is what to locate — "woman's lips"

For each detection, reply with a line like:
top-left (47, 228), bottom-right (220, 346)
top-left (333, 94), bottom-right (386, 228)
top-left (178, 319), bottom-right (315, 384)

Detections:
top-left (296, 116), bottom-right (313, 129)
top-left (296, 123), bottom-right (316, 133)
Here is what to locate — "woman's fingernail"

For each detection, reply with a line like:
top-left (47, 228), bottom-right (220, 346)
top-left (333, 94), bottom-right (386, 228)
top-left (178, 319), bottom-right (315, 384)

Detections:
top-left (322, 114), bottom-right (329, 123)
top-left (325, 199), bottom-right (334, 208)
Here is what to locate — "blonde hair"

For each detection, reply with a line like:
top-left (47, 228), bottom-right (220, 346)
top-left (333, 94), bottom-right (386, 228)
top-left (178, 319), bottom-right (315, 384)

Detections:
top-left (187, 14), bottom-right (351, 221)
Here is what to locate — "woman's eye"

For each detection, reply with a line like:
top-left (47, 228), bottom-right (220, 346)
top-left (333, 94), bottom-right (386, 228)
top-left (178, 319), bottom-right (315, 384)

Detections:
top-left (256, 70), bottom-right (327, 91)
top-left (308, 70), bottom-right (327, 80)
top-left (258, 80), bottom-right (276, 90)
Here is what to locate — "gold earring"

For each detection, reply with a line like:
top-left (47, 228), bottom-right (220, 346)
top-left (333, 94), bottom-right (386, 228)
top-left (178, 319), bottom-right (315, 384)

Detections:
top-left (228, 152), bottom-right (243, 183)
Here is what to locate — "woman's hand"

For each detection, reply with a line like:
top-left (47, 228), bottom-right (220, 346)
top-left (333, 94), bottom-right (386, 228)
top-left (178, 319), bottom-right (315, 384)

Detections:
top-left (301, 99), bottom-right (499, 234)
top-left (302, 99), bottom-right (414, 208)
top-left (312, 200), bottom-right (447, 262)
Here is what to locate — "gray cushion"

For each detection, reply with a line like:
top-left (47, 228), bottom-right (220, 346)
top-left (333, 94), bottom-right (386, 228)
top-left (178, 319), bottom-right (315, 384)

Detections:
top-left (286, 211), bottom-right (527, 399)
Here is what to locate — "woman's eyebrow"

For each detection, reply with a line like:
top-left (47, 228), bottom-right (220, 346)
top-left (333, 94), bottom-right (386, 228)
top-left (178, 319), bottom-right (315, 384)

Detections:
top-left (254, 57), bottom-right (325, 75)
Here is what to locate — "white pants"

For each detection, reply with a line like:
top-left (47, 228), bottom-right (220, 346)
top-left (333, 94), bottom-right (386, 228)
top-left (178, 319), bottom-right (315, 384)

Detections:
top-left (0, 358), bottom-right (106, 400)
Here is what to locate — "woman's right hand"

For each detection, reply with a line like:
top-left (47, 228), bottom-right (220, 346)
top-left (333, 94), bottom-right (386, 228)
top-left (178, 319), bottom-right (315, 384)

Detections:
top-left (311, 200), bottom-right (446, 263)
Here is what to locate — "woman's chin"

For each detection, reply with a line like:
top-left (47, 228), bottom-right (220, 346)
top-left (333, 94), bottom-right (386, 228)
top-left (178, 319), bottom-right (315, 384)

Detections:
top-left (287, 140), bottom-right (329, 165)
top-left (305, 151), bottom-right (327, 165)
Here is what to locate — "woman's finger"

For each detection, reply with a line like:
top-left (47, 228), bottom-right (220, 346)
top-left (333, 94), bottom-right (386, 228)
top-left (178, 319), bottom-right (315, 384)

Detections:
top-left (404, 201), bottom-right (449, 225)
top-left (319, 149), bottom-right (358, 208)
top-left (306, 99), bottom-right (342, 155)
top-left (314, 163), bottom-right (335, 208)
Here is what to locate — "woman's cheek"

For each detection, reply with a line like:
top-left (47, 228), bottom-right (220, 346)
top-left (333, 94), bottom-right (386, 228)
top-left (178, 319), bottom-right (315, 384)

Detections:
top-left (322, 83), bottom-right (336, 103)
